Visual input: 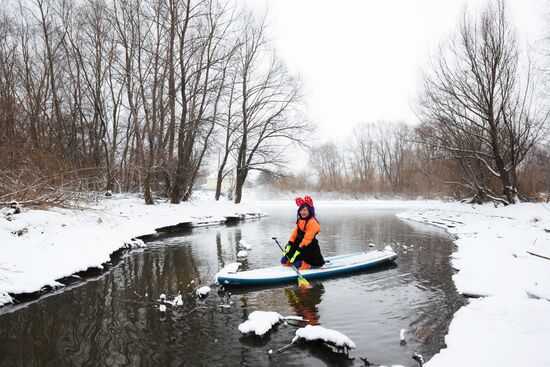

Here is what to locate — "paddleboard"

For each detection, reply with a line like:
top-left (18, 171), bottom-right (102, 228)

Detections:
top-left (217, 250), bottom-right (397, 286)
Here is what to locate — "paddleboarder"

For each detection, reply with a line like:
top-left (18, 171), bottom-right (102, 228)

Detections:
top-left (281, 196), bottom-right (325, 270)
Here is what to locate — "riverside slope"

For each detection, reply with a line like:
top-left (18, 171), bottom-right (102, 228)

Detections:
top-left (397, 202), bottom-right (550, 367)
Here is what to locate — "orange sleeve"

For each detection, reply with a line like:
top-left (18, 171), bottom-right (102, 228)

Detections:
top-left (289, 225), bottom-right (298, 243)
top-left (299, 219), bottom-right (320, 248)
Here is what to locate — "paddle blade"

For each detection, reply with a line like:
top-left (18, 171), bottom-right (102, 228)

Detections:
top-left (297, 275), bottom-right (311, 288)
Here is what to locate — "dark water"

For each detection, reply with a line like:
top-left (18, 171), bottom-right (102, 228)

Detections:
top-left (0, 207), bottom-right (463, 367)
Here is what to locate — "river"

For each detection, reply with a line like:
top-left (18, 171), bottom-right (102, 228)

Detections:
top-left (0, 206), bottom-right (463, 366)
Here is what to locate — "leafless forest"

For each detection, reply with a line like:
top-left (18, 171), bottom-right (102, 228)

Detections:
top-left (0, 0), bottom-right (548, 206)
top-left (271, 1), bottom-right (550, 204)
top-left (0, 0), bottom-right (305, 205)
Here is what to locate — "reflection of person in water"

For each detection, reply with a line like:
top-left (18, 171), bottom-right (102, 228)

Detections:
top-left (284, 283), bottom-right (325, 325)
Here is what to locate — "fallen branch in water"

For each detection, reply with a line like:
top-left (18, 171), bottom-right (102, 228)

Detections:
top-left (276, 341), bottom-right (297, 353)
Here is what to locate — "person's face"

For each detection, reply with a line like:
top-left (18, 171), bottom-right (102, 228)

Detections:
top-left (299, 206), bottom-right (309, 219)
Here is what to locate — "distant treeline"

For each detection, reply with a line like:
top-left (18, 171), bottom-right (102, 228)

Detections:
top-left (266, 120), bottom-right (549, 202)
top-left (0, 0), bottom-right (304, 205)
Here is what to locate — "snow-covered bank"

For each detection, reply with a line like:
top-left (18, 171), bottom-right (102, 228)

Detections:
top-left (0, 194), bottom-right (442, 307)
top-left (0, 194), bottom-right (266, 307)
top-left (398, 202), bottom-right (550, 367)
top-left (251, 198), bottom-right (441, 210)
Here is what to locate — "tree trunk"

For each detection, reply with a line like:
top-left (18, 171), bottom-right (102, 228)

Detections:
top-left (144, 171), bottom-right (154, 205)
top-left (234, 168), bottom-right (247, 204)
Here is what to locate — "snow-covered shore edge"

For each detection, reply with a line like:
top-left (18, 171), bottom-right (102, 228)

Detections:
top-left (0, 195), bottom-right (438, 308)
top-left (397, 202), bottom-right (550, 367)
top-left (0, 194), bottom-right (267, 307)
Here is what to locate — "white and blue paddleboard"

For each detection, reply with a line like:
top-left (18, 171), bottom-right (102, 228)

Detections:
top-left (216, 250), bottom-right (397, 286)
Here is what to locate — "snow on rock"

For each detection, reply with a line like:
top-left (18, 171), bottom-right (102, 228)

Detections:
top-left (238, 311), bottom-right (284, 336)
top-left (166, 294), bottom-right (183, 307)
top-left (237, 250), bottom-right (248, 258)
top-left (292, 325), bottom-right (356, 350)
top-left (239, 239), bottom-right (252, 250)
top-left (159, 293), bottom-right (166, 301)
top-left (196, 286), bottom-right (211, 298)
top-left (159, 304), bottom-right (166, 313)
top-left (413, 353), bottom-right (425, 365)
top-left (8, 201), bottom-right (22, 214)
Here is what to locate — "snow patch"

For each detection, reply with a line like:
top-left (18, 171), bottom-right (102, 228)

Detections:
top-left (0, 291), bottom-right (13, 307)
top-left (166, 294), bottom-right (183, 307)
top-left (525, 280), bottom-right (550, 301)
top-left (397, 202), bottom-right (550, 366)
top-left (238, 311), bottom-right (283, 336)
top-left (196, 286), bottom-right (211, 298)
top-left (292, 325), bottom-right (356, 349)
top-left (239, 239), bottom-right (252, 250)
top-left (123, 238), bottom-right (146, 249)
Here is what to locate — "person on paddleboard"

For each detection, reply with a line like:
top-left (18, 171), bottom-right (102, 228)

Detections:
top-left (280, 196), bottom-right (325, 270)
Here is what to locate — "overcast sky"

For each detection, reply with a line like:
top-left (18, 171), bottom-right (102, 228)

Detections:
top-left (238, 0), bottom-right (546, 143)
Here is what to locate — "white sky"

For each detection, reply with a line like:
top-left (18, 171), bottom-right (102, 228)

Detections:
top-left (238, 0), bottom-right (547, 142)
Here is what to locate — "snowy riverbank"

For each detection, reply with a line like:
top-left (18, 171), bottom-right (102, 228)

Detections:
top-left (0, 194), bottom-right (436, 308)
top-left (0, 194), bottom-right (266, 306)
top-left (398, 202), bottom-right (550, 367)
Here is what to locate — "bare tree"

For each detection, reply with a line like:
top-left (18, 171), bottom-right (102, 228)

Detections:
top-left (0, 11), bottom-right (19, 164)
top-left (214, 61), bottom-right (239, 201)
top-left (417, 0), bottom-right (546, 204)
top-left (348, 124), bottom-right (376, 193)
top-left (233, 13), bottom-right (306, 204)
top-left (310, 142), bottom-right (345, 191)
top-left (375, 121), bottom-right (410, 193)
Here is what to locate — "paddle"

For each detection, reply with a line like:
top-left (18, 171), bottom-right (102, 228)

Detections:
top-left (272, 237), bottom-right (311, 288)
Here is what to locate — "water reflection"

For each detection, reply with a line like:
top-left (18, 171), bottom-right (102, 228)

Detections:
top-left (0, 208), bottom-right (463, 366)
top-left (284, 284), bottom-right (325, 325)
